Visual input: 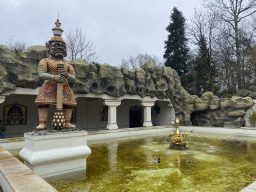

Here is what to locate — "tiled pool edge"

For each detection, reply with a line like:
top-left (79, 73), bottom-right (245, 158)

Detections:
top-left (86, 126), bottom-right (175, 141)
top-left (0, 145), bottom-right (57, 192)
top-left (241, 182), bottom-right (256, 192)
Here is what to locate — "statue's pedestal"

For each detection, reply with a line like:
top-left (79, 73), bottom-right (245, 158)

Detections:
top-left (19, 130), bottom-right (91, 179)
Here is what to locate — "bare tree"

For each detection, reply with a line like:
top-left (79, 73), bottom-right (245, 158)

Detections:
top-left (203, 0), bottom-right (256, 89)
top-left (215, 21), bottom-right (256, 92)
top-left (187, 8), bottom-right (221, 95)
top-left (13, 42), bottom-right (27, 51)
top-left (120, 58), bottom-right (130, 69)
top-left (5, 35), bottom-right (27, 51)
top-left (219, 42), bottom-right (237, 93)
top-left (240, 29), bottom-right (256, 85)
top-left (120, 53), bottom-right (166, 69)
top-left (188, 8), bottom-right (221, 64)
top-left (65, 27), bottom-right (100, 63)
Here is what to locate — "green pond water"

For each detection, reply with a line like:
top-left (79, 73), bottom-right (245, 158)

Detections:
top-left (9, 132), bottom-right (256, 192)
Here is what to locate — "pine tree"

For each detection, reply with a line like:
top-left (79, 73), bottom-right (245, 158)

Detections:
top-left (194, 35), bottom-right (208, 96)
top-left (194, 34), bottom-right (218, 96)
top-left (163, 7), bottom-right (189, 77)
top-left (207, 58), bottom-right (218, 94)
top-left (183, 59), bottom-right (198, 95)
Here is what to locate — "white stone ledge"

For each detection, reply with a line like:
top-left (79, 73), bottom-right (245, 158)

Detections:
top-left (19, 130), bottom-right (91, 178)
top-left (25, 130), bottom-right (88, 140)
top-left (179, 126), bottom-right (256, 136)
top-left (20, 145), bottom-right (91, 166)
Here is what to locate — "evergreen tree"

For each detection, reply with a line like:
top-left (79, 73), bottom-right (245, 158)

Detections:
top-left (194, 34), bottom-right (218, 96)
top-left (183, 58), bottom-right (198, 95)
top-left (207, 58), bottom-right (218, 94)
top-left (194, 35), bottom-right (208, 96)
top-left (163, 7), bottom-right (189, 77)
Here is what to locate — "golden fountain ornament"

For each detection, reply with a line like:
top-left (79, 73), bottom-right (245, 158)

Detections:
top-left (169, 118), bottom-right (190, 149)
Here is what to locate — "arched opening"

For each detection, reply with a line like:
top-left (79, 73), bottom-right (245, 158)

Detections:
top-left (152, 104), bottom-right (160, 115)
top-left (100, 106), bottom-right (108, 121)
top-left (129, 106), bottom-right (142, 128)
top-left (151, 104), bottom-right (160, 126)
top-left (190, 111), bottom-right (199, 126)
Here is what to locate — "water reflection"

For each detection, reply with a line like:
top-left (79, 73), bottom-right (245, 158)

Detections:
top-left (107, 142), bottom-right (118, 173)
top-left (144, 137), bottom-right (153, 167)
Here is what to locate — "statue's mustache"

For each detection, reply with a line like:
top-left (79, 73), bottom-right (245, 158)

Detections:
top-left (51, 48), bottom-right (66, 56)
top-left (53, 48), bottom-right (65, 52)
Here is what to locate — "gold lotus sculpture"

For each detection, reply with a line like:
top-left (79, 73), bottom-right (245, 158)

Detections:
top-left (168, 118), bottom-right (190, 149)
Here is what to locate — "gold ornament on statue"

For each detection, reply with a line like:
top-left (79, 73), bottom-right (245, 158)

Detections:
top-left (52, 110), bottom-right (65, 130)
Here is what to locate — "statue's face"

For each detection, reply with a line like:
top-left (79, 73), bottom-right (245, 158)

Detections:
top-left (46, 41), bottom-right (67, 58)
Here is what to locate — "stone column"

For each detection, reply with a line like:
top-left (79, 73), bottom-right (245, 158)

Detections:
top-left (103, 99), bottom-right (121, 130)
top-left (0, 96), bottom-right (5, 104)
top-left (140, 101), bottom-right (155, 127)
top-left (168, 103), bottom-right (175, 125)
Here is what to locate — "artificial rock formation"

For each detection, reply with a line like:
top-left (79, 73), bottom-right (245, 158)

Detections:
top-left (0, 45), bottom-right (254, 127)
top-left (190, 92), bottom-right (253, 127)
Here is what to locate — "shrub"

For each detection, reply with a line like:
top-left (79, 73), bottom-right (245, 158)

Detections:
top-left (237, 89), bottom-right (256, 99)
top-left (221, 93), bottom-right (233, 98)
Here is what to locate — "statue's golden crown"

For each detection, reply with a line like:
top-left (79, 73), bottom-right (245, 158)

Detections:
top-left (49, 19), bottom-right (65, 44)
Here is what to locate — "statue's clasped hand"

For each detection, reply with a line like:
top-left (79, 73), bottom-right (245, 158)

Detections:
top-left (58, 68), bottom-right (69, 78)
top-left (53, 68), bottom-right (69, 83)
top-left (54, 75), bottom-right (67, 83)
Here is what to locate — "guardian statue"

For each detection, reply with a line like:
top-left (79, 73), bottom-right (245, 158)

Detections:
top-left (34, 19), bottom-right (77, 130)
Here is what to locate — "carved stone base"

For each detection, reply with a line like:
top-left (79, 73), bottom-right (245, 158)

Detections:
top-left (19, 130), bottom-right (91, 178)
top-left (143, 121), bottom-right (153, 127)
top-left (106, 123), bottom-right (118, 130)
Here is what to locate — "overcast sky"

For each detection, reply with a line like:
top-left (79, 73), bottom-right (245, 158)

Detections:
top-left (1, 0), bottom-right (205, 67)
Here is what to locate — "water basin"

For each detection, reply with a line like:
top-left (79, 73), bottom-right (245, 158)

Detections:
top-left (9, 132), bottom-right (256, 192)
